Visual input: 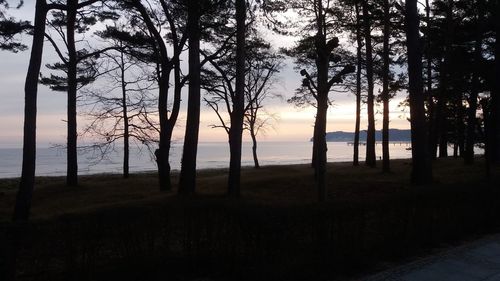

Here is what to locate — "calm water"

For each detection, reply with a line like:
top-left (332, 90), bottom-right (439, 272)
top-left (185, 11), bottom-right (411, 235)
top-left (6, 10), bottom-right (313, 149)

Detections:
top-left (0, 141), bottom-right (448, 178)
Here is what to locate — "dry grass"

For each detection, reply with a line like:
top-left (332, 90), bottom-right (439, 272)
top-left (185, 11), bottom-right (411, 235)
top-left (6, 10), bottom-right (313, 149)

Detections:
top-left (0, 157), bottom-right (497, 222)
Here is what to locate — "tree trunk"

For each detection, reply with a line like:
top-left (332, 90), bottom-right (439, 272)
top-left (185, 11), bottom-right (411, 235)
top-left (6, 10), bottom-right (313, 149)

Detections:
top-left (490, 0), bottom-right (500, 165)
top-left (66, 0), bottom-right (78, 187)
top-left (13, 0), bottom-right (47, 221)
top-left (250, 128), bottom-right (260, 169)
top-left (227, 0), bottom-right (246, 197)
top-left (179, 1), bottom-right (201, 195)
top-left (465, 17), bottom-right (482, 164)
top-left (353, 2), bottom-right (362, 167)
top-left (405, 0), bottom-right (433, 185)
top-left (120, 49), bottom-right (130, 178)
top-left (436, 0), bottom-right (454, 159)
top-left (313, 0), bottom-right (330, 202)
top-left (382, 0), bottom-right (391, 173)
top-left (424, 0), bottom-right (436, 161)
top-left (362, 0), bottom-right (376, 167)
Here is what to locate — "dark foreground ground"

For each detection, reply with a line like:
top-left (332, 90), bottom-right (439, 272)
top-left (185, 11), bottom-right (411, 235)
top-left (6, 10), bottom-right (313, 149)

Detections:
top-left (0, 158), bottom-right (499, 280)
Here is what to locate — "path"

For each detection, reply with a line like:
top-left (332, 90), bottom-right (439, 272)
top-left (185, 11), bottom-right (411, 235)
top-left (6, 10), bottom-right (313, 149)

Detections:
top-left (365, 234), bottom-right (500, 281)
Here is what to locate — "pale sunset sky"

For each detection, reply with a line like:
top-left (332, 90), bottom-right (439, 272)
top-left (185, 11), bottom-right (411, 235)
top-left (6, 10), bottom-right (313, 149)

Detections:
top-left (0, 0), bottom-right (411, 148)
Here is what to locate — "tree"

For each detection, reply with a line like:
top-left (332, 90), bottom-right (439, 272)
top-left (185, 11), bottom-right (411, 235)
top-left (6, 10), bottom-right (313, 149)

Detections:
top-left (405, 0), bottom-right (433, 184)
top-left (179, 0), bottom-right (203, 195)
top-left (381, 0), bottom-right (391, 172)
top-left (124, 0), bottom-right (188, 191)
top-left (13, 0), bottom-right (48, 221)
top-left (40, 0), bottom-right (110, 187)
top-left (0, 0), bottom-right (30, 52)
top-left (82, 26), bottom-right (160, 178)
top-left (179, 0), bottom-right (233, 195)
top-left (227, 0), bottom-right (246, 197)
top-left (353, 1), bottom-right (363, 166)
top-left (202, 35), bottom-right (283, 170)
top-left (281, 0), bottom-right (355, 201)
top-left (490, 0), bottom-right (500, 165)
top-left (361, 0), bottom-right (376, 167)
top-left (464, 0), bottom-right (485, 164)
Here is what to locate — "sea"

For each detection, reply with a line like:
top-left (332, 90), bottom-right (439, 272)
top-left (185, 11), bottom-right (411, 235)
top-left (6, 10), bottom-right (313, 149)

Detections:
top-left (0, 141), bottom-right (473, 178)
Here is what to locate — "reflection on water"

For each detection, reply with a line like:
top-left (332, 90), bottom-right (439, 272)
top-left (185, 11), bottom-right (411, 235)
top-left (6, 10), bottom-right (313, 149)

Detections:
top-left (0, 142), bottom-right (482, 178)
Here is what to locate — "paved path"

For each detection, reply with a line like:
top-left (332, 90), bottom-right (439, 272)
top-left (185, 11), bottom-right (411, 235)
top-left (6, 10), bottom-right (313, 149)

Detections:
top-left (365, 234), bottom-right (500, 281)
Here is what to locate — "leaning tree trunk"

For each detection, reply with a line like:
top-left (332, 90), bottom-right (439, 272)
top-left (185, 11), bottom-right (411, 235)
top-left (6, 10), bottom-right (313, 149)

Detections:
top-left (362, 0), bottom-right (376, 167)
top-left (66, 0), bottom-right (78, 187)
top-left (13, 0), bottom-right (48, 221)
top-left (405, 0), bottom-right (433, 185)
top-left (250, 126), bottom-right (260, 169)
top-left (381, 0), bottom-right (391, 173)
top-left (227, 0), bottom-right (246, 197)
top-left (353, 2), bottom-right (362, 167)
top-left (179, 1), bottom-right (201, 195)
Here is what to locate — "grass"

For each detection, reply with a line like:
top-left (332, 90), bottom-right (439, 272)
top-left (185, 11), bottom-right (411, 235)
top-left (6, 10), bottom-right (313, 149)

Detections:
top-left (0, 157), bottom-right (497, 222)
top-left (1, 157), bottom-right (500, 281)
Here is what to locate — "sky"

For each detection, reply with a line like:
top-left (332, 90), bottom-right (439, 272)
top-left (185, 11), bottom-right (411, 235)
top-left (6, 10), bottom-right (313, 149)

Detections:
top-left (0, 0), bottom-right (411, 148)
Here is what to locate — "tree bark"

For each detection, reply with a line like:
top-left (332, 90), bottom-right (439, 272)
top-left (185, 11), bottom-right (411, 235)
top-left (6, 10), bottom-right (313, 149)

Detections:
top-left (13, 0), bottom-right (47, 221)
top-left (405, 0), bottom-right (433, 185)
top-left (313, 0), bottom-right (329, 202)
top-left (425, 0), bottom-right (436, 160)
top-left (362, 0), bottom-right (376, 167)
top-left (227, 0), bottom-right (246, 197)
top-left (353, 2), bottom-right (362, 167)
top-left (490, 0), bottom-right (500, 165)
top-left (382, 0), bottom-right (391, 173)
top-left (436, 0), bottom-right (454, 159)
top-left (250, 127), bottom-right (260, 168)
top-left (179, 1), bottom-right (201, 195)
top-left (120, 48), bottom-right (129, 178)
top-left (465, 9), bottom-right (482, 164)
top-left (66, 0), bottom-right (78, 186)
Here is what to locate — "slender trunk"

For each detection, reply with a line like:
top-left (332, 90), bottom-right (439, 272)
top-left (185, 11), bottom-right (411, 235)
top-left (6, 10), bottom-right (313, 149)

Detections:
top-left (179, 1), bottom-right (201, 195)
top-left (465, 12), bottom-right (482, 165)
top-left (313, 0), bottom-right (329, 202)
top-left (353, 2), bottom-right (362, 167)
top-left (436, 0), bottom-right (454, 159)
top-left (250, 127), bottom-right (260, 168)
top-left (120, 49), bottom-right (129, 178)
top-left (13, 0), bottom-right (47, 221)
top-left (157, 66), bottom-right (172, 191)
top-left (227, 0), bottom-right (246, 197)
top-left (382, 0), bottom-right (391, 172)
top-left (66, 0), bottom-right (78, 187)
top-left (362, 0), bottom-right (376, 167)
top-left (405, 0), bottom-right (433, 185)
top-left (426, 0), bottom-right (436, 160)
top-left (490, 0), bottom-right (500, 164)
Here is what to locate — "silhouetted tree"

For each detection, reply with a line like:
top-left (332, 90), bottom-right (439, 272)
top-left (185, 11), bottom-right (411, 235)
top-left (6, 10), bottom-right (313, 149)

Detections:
top-left (124, 0), bottom-right (188, 191)
top-left (13, 0), bottom-right (48, 221)
top-left (281, 0), bottom-right (355, 201)
top-left (0, 0), bottom-right (29, 52)
top-left (227, 0), bottom-right (246, 197)
top-left (361, 0), bottom-right (376, 167)
top-left (40, 0), bottom-right (111, 187)
top-left (203, 35), bottom-right (283, 170)
top-left (82, 26), bottom-right (159, 178)
top-left (490, 0), bottom-right (500, 165)
top-left (405, 0), bottom-right (433, 184)
top-left (179, 0), bottom-right (234, 195)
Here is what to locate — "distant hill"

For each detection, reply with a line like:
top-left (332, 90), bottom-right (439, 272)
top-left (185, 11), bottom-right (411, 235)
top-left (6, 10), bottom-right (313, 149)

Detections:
top-left (311, 129), bottom-right (412, 142)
